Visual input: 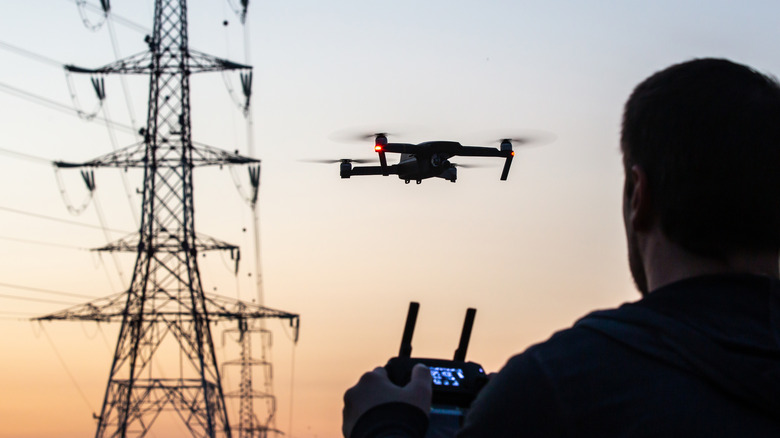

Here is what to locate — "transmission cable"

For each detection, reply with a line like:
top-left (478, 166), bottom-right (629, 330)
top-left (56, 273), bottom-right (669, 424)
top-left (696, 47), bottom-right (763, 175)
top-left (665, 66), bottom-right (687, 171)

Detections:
top-left (1, 38), bottom-right (141, 224)
top-left (288, 342), bottom-right (297, 438)
top-left (0, 80), bottom-right (134, 133)
top-left (0, 293), bottom-right (79, 306)
top-left (90, 189), bottom-right (129, 285)
top-left (98, 97), bottom-right (141, 225)
top-left (0, 40), bottom-right (64, 67)
top-left (54, 167), bottom-right (95, 215)
top-left (0, 311), bottom-right (38, 321)
top-left (74, 0), bottom-right (108, 32)
top-left (0, 146), bottom-right (51, 164)
top-left (0, 39), bottom-right (135, 132)
top-left (1, 310), bottom-right (38, 316)
top-left (64, 70), bottom-right (103, 120)
top-left (0, 202), bottom-right (127, 294)
top-left (0, 234), bottom-right (88, 251)
top-left (0, 39), bottom-right (101, 120)
top-left (106, 19), bottom-right (142, 137)
top-left (37, 323), bottom-right (98, 417)
top-left (62, 0), bottom-right (149, 33)
top-left (0, 281), bottom-right (95, 300)
top-left (0, 147), bottom-right (94, 215)
top-left (1, 40), bottom-right (135, 290)
top-left (0, 204), bottom-right (128, 233)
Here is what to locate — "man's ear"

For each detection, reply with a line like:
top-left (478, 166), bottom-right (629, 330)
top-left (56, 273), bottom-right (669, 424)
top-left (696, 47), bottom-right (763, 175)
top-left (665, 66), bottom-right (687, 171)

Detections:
top-left (627, 165), bottom-right (653, 230)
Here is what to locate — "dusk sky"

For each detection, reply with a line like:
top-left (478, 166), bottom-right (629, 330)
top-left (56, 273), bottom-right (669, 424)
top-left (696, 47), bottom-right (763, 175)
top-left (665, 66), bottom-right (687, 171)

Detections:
top-left (2, 1), bottom-right (780, 437)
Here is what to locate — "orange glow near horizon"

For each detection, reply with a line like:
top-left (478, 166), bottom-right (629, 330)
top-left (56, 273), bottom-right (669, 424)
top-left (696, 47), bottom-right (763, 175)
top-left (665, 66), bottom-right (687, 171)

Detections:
top-left (1, 1), bottom-right (777, 437)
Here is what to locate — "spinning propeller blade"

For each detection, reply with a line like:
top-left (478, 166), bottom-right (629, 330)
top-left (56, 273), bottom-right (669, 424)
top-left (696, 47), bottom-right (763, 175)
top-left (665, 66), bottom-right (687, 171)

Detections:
top-left (301, 158), bottom-right (374, 164)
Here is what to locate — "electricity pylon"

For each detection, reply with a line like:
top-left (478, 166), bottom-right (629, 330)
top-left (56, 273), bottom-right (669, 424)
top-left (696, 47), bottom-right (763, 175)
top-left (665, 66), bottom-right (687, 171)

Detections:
top-left (222, 320), bottom-right (280, 437)
top-left (34, 0), bottom-right (299, 436)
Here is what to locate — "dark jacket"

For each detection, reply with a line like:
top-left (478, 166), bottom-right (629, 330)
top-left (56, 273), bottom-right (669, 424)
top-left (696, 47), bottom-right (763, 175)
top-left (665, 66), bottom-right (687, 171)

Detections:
top-left (458, 274), bottom-right (780, 437)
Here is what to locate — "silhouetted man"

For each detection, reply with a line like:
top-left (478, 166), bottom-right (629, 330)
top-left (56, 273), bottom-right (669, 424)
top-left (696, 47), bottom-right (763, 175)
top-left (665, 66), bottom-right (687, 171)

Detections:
top-left (342, 58), bottom-right (780, 437)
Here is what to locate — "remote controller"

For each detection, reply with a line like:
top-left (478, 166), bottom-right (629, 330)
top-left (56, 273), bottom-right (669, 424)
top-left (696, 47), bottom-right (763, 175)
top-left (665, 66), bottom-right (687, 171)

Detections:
top-left (385, 302), bottom-right (489, 408)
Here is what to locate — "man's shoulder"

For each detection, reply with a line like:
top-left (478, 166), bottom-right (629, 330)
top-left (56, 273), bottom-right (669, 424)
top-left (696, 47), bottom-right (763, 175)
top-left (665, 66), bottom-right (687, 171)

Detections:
top-left (458, 314), bottom-right (645, 438)
top-left (461, 280), bottom-right (780, 437)
top-left (504, 310), bottom-right (642, 382)
top-left (515, 303), bottom-right (646, 367)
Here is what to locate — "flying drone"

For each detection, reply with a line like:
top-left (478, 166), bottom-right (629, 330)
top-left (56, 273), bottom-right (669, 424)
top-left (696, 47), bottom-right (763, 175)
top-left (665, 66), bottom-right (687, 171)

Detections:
top-left (313, 133), bottom-right (527, 184)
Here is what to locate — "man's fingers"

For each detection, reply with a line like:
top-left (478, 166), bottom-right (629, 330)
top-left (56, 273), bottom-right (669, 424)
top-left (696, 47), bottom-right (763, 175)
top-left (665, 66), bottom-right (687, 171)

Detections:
top-left (343, 363), bottom-right (434, 436)
top-left (355, 366), bottom-right (388, 386)
top-left (373, 366), bottom-right (389, 379)
top-left (408, 363), bottom-right (432, 387)
top-left (343, 366), bottom-right (390, 438)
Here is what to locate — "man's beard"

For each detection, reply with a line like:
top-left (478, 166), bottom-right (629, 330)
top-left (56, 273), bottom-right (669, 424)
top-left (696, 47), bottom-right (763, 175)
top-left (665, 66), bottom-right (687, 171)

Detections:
top-left (627, 229), bottom-right (649, 295)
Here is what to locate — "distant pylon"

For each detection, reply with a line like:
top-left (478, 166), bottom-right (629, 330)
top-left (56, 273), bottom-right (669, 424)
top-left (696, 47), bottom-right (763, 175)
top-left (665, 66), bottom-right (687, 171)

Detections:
top-left (222, 319), bottom-right (281, 437)
top-left (34, 1), bottom-right (299, 437)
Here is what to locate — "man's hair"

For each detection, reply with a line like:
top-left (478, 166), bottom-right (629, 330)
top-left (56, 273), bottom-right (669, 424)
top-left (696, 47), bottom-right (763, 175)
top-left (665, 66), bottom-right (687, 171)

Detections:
top-left (621, 58), bottom-right (780, 258)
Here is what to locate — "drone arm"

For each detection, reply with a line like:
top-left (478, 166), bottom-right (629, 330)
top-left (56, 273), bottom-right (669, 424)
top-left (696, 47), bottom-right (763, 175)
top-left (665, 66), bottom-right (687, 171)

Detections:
top-left (500, 154), bottom-right (514, 180)
top-left (377, 150), bottom-right (389, 175)
top-left (456, 146), bottom-right (507, 157)
top-left (456, 146), bottom-right (514, 180)
top-left (381, 143), bottom-right (419, 153)
top-left (376, 143), bottom-right (418, 176)
top-left (348, 165), bottom-right (399, 176)
top-left (374, 136), bottom-right (390, 176)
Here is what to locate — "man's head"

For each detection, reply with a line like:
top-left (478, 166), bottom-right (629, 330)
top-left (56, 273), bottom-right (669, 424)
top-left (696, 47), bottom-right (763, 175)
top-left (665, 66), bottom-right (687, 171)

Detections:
top-left (621, 58), bottom-right (780, 292)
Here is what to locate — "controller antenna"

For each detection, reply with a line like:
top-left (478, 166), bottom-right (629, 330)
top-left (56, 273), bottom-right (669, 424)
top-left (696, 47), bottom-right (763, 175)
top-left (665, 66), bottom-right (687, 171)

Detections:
top-left (453, 308), bottom-right (476, 361)
top-left (398, 302), bottom-right (420, 358)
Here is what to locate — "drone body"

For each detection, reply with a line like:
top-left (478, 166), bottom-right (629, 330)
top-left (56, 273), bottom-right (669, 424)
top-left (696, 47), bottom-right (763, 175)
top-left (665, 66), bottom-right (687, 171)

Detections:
top-left (338, 135), bottom-right (515, 184)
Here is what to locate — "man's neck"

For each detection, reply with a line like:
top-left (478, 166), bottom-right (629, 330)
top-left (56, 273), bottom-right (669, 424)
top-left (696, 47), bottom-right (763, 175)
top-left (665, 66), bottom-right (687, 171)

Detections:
top-left (642, 232), bottom-right (780, 293)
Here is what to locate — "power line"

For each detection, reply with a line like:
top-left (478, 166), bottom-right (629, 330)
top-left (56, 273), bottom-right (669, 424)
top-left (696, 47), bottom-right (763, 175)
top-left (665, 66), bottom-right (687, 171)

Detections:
top-left (0, 282), bottom-right (96, 300)
top-left (0, 292), bottom-right (79, 306)
top-left (0, 146), bottom-right (52, 164)
top-left (0, 311), bottom-right (38, 321)
top-left (0, 205), bottom-right (129, 233)
top-left (0, 40), bottom-right (64, 67)
top-left (0, 311), bottom-right (38, 316)
top-left (0, 80), bottom-right (135, 134)
top-left (0, 315), bottom-right (34, 321)
top-left (39, 323), bottom-right (98, 416)
top-left (62, 0), bottom-right (150, 34)
top-left (0, 234), bottom-right (88, 250)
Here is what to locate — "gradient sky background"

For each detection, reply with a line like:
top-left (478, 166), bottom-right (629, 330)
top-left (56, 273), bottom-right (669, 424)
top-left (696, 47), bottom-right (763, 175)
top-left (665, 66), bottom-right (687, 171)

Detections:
top-left (2, 1), bottom-right (780, 437)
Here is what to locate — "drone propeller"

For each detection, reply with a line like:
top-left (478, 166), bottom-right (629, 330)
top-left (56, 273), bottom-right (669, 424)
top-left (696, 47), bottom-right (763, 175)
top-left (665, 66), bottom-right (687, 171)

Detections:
top-left (301, 158), bottom-right (374, 164)
top-left (329, 126), bottom-right (379, 141)
top-left (360, 132), bottom-right (391, 142)
top-left (494, 136), bottom-right (534, 145)
top-left (329, 130), bottom-right (395, 143)
top-left (452, 163), bottom-right (489, 169)
top-left (329, 124), bottom-right (426, 143)
top-left (486, 130), bottom-right (556, 147)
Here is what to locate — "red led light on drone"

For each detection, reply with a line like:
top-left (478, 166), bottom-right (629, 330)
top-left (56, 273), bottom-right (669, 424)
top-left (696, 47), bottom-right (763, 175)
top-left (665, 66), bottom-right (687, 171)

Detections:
top-left (375, 145), bottom-right (383, 152)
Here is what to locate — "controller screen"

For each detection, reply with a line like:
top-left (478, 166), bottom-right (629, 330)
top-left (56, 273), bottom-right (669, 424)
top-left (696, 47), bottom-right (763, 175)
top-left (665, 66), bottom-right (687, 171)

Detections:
top-left (429, 366), bottom-right (465, 387)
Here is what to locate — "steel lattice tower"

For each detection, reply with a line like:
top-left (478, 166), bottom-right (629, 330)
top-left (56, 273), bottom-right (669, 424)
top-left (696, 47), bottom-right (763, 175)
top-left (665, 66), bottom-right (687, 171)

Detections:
top-left (35, 1), bottom-right (299, 436)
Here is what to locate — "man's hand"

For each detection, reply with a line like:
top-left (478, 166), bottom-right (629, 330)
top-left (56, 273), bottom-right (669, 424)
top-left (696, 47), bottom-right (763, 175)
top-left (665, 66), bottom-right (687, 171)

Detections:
top-left (342, 363), bottom-right (432, 438)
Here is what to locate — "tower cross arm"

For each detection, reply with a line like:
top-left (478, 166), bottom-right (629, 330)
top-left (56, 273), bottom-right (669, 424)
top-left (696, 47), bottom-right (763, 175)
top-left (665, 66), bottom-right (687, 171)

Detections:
top-left (91, 232), bottom-right (241, 255)
top-left (191, 142), bottom-right (260, 167)
top-left (32, 292), bottom-right (127, 322)
top-left (205, 294), bottom-right (301, 341)
top-left (65, 51), bottom-right (153, 75)
top-left (55, 142), bottom-right (259, 169)
top-left (32, 292), bottom-right (301, 340)
top-left (188, 49), bottom-right (252, 73)
top-left (54, 142), bottom-right (146, 169)
top-left (65, 50), bottom-right (251, 75)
